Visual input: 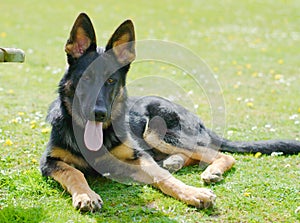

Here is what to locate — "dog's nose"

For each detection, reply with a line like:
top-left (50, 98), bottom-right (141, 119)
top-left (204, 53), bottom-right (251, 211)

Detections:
top-left (94, 107), bottom-right (107, 122)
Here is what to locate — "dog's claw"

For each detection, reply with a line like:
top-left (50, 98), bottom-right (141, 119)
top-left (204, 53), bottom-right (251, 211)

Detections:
top-left (177, 186), bottom-right (216, 209)
top-left (73, 191), bottom-right (103, 212)
top-left (201, 168), bottom-right (223, 184)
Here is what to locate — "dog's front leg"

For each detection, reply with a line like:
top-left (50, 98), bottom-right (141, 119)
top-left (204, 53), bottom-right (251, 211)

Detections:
top-left (110, 146), bottom-right (216, 209)
top-left (49, 160), bottom-right (103, 212)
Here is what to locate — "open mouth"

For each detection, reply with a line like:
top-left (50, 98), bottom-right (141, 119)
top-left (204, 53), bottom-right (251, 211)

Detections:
top-left (84, 120), bottom-right (103, 151)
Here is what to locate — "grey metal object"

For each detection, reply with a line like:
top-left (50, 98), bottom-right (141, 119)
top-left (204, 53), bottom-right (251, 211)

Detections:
top-left (0, 48), bottom-right (25, 62)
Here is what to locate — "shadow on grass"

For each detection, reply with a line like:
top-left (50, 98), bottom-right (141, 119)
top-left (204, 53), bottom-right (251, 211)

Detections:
top-left (0, 206), bottom-right (46, 223)
top-left (76, 176), bottom-right (178, 222)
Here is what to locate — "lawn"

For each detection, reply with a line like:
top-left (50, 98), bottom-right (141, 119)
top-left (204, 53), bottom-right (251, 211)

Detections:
top-left (0, 0), bottom-right (299, 222)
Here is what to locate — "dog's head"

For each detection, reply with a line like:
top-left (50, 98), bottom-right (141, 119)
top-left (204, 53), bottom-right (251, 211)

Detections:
top-left (59, 13), bottom-right (135, 151)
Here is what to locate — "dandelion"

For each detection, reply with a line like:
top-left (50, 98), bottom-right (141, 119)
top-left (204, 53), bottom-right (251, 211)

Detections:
top-left (4, 139), bottom-right (13, 146)
top-left (243, 192), bottom-right (251, 197)
top-left (18, 112), bottom-right (25, 116)
top-left (10, 119), bottom-right (18, 124)
top-left (234, 82), bottom-right (241, 89)
top-left (274, 74), bottom-right (283, 80)
top-left (246, 102), bottom-right (254, 108)
top-left (252, 72), bottom-right (258, 77)
top-left (255, 152), bottom-right (262, 158)
top-left (245, 64), bottom-right (251, 69)
top-left (237, 71), bottom-right (242, 76)
top-left (213, 67), bottom-right (219, 72)
top-left (30, 120), bottom-right (37, 129)
top-left (7, 89), bottom-right (15, 95)
top-left (232, 60), bottom-right (237, 65)
top-left (41, 128), bottom-right (51, 134)
top-left (298, 108), bottom-right (300, 113)
top-left (31, 158), bottom-right (38, 164)
top-left (0, 32), bottom-right (6, 38)
top-left (277, 59), bottom-right (284, 64)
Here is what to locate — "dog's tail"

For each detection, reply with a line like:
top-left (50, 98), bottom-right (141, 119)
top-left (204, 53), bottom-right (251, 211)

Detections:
top-left (207, 130), bottom-right (300, 155)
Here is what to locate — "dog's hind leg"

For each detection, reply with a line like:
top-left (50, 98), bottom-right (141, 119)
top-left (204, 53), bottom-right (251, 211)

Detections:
top-left (200, 153), bottom-right (235, 183)
top-left (143, 127), bottom-right (235, 183)
top-left (161, 153), bottom-right (198, 173)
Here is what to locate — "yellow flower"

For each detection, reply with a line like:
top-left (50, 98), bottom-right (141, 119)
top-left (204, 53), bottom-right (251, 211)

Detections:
top-left (4, 139), bottom-right (13, 146)
top-left (232, 60), bottom-right (237, 65)
top-left (274, 74), bottom-right (283, 80)
top-left (18, 112), bottom-right (25, 116)
top-left (246, 102), bottom-right (254, 108)
top-left (277, 59), bottom-right (284, 64)
top-left (30, 124), bottom-right (37, 129)
top-left (10, 119), bottom-right (18, 124)
top-left (213, 67), bottom-right (219, 72)
top-left (269, 69), bottom-right (275, 74)
top-left (41, 128), bottom-right (51, 134)
top-left (298, 108), bottom-right (300, 113)
top-left (255, 152), bottom-right (262, 158)
top-left (0, 32), bottom-right (6, 38)
top-left (252, 72), bottom-right (258, 77)
top-left (32, 158), bottom-right (38, 164)
top-left (7, 89), bottom-right (15, 95)
top-left (244, 192), bottom-right (251, 197)
top-left (245, 64), bottom-right (251, 69)
top-left (233, 84), bottom-right (239, 89)
top-left (30, 121), bottom-right (37, 129)
top-left (261, 47), bottom-right (266, 52)
top-left (237, 71), bottom-right (242, 76)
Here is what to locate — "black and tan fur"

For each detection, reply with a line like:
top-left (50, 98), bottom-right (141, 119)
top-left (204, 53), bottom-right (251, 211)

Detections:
top-left (40, 13), bottom-right (300, 212)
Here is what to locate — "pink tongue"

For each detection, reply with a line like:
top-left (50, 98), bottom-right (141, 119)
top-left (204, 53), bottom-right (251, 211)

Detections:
top-left (84, 121), bottom-right (103, 151)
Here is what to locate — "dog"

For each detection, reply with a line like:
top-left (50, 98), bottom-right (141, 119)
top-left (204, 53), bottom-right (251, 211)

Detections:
top-left (40, 13), bottom-right (300, 212)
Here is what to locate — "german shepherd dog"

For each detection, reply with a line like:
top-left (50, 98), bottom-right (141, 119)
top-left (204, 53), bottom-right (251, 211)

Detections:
top-left (40, 13), bottom-right (300, 212)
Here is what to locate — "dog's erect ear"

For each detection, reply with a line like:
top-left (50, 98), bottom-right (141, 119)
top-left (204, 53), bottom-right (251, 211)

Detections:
top-left (65, 13), bottom-right (97, 60)
top-left (105, 20), bottom-right (135, 65)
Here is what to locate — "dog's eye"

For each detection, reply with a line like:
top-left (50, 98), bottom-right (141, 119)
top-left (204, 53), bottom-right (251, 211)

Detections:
top-left (106, 78), bottom-right (116, 85)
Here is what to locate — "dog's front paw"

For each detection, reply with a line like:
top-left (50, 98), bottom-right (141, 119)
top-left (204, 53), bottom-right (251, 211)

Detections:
top-left (179, 186), bottom-right (216, 209)
top-left (72, 190), bottom-right (103, 212)
top-left (201, 167), bottom-right (223, 183)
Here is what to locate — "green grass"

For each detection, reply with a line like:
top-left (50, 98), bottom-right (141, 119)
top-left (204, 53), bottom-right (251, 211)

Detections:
top-left (1, 0), bottom-right (299, 222)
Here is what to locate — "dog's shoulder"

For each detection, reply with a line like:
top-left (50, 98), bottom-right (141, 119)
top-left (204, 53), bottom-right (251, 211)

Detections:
top-left (46, 97), bottom-right (62, 125)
